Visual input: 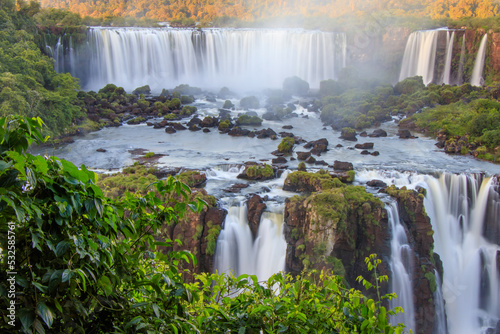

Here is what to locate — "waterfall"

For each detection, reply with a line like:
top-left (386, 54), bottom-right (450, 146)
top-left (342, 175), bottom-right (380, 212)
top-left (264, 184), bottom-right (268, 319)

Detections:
top-left (424, 174), bottom-right (500, 334)
top-left (457, 35), bottom-right (466, 85)
top-left (433, 270), bottom-right (448, 334)
top-left (471, 34), bottom-right (488, 87)
top-left (214, 203), bottom-right (287, 280)
top-left (51, 27), bottom-right (347, 93)
top-left (399, 29), bottom-right (440, 85)
top-left (442, 31), bottom-right (455, 85)
top-left (387, 202), bottom-right (416, 331)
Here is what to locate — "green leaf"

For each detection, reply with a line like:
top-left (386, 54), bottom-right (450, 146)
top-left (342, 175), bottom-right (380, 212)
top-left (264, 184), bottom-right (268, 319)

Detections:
top-left (61, 269), bottom-right (73, 283)
top-left (32, 282), bottom-right (48, 293)
top-left (18, 308), bottom-right (35, 331)
top-left (25, 166), bottom-right (37, 189)
top-left (37, 302), bottom-right (53, 328)
top-left (125, 316), bottom-right (143, 330)
top-left (55, 241), bottom-right (71, 257)
top-left (152, 303), bottom-right (160, 318)
top-left (98, 275), bottom-right (113, 296)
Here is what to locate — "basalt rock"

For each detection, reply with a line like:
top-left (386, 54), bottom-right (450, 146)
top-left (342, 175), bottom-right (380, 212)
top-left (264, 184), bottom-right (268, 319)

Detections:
top-left (201, 116), bottom-right (218, 128)
top-left (369, 129), bottom-right (388, 137)
top-left (339, 128), bottom-right (357, 141)
top-left (304, 138), bottom-right (329, 156)
top-left (228, 127), bottom-right (251, 137)
top-left (398, 129), bottom-right (417, 139)
top-left (283, 184), bottom-right (391, 300)
top-left (272, 156), bottom-right (287, 164)
top-left (384, 186), bottom-right (442, 334)
top-left (296, 151), bottom-right (311, 161)
top-left (247, 194), bottom-right (267, 239)
top-left (333, 160), bottom-right (353, 171)
top-left (355, 142), bottom-right (374, 150)
top-left (165, 126), bottom-right (176, 134)
top-left (160, 190), bottom-right (226, 282)
top-left (367, 179), bottom-right (387, 188)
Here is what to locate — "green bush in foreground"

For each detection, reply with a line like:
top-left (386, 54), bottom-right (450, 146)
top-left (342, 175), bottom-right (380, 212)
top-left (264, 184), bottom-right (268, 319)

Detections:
top-left (0, 117), bottom-right (406, 333)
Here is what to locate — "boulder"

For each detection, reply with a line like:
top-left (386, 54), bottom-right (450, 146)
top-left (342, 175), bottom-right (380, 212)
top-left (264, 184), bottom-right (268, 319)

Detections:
top-left (398, 129), bottom-right (415, 139)
top-left (305, 156), bottom-right (316, 164)
top-left (170, 123), bottom-right (187, 131)
top-left (304, 138), bottom-right (329, 156)
top-left (369, 129), bottom-right (388, 137)
top-left (296, 151), bottom-right (311, 161)
top-left (255, 128), bottom-right (277, 139)
top-left (360, 150), bottom-right (371, 155)
top-left (282, 125), bottom-right (293, 129)
top-left (96, 148), bottom-right (107, 152)
top-left (201, 116), bottom-right (217, 128)
top-left (272, 156), bottom-right (288, 164)
top-left (371, 151), bottom-right (380, 156)
top-left (355, 142), bottom-right (374, 150)
top-left (165, 126), bottom-right (176, 134)
top-left (340, 128), bottom-right (357, 141)
top-left (367, 179), bottom-right (387, 188)
top-left (228, 127), bottom-right (251, 137)
top-left (333, 160), bottom-right (353, 171)
top-left (223, 183), bottom-right (249, 193)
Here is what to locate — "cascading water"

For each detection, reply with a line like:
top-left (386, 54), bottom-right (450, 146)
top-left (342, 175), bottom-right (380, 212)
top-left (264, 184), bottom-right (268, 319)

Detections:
top-left (357, 170), bottom-right (500, 333)
top-left (51, 28), bottom-right (347, 93)
top-left (442, 31), bottom-right (455, 85)
top-left (214, 202), bottom-right (287, 280)
top-left (471, 34), bottom-right (488, 87)
top-left (386, 202), bottom-right (416, 331)
top-left (399, 29), bottom-right (440, 85)
top-left (424, 174), bottom-right (499, 333)
top-left (457, 35), bottom-right (466, 85)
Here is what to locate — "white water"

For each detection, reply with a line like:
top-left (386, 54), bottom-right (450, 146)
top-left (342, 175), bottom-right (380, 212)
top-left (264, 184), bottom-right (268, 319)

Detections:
top-left (357, 170), bottom-right (500, 333)
top-left (214, 203), bottom-right (287, 280)
top-left (387, 202), bottom-right (416, 331)
top-left (433, 269), bottom-right (448, 334)
top-left (442, 31), bottom-right (455, 85)
top-left (399, 29), bottom-right (440, 85)
top-left (471, 34), bottom-right (488, 87)
top-left (457, 35), bottom-right (466, 85)
top-left (52, 27), bottom-right (347, 93)
top-left (424, 174), bottom-right (499, 333)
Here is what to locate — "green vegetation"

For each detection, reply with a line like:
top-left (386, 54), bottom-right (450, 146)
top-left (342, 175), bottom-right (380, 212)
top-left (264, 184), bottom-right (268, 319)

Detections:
top-left (0, 117), bottom-right (405, 333)
top-left (285, 171), bottom-right (346, 192)
top-left (278, 136), bottom-right (295, 154)
top-left (175, 170), bottom-right (206, 188)
top-left (236, 114), bottom-right (263, 126)
top-left (222, 100), bottom-right (234, 109)
top-left (0, 3), bottom-right (83, 138)
top-left (144, 151), bottom-right (155, 158)
top-left (245, 164), bottom-right (274, 179)
top-left (181, 105), bottom-right (197, 116)
top-left (218, 119), bottom-right (231, 129)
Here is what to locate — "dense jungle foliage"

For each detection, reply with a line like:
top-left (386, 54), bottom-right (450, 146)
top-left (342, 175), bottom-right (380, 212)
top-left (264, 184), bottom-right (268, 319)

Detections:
top-left (0, 0), bottom-right (83, 138)
top-left (36, 0), bottom-right (500, 28)
top-left (0, 116), bottom-right (408, 333)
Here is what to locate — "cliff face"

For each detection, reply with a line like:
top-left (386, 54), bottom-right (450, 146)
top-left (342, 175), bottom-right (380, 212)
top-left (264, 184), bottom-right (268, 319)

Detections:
top-left (156, 189), bottom-right (227, 280)
top-left (385, 186), bottom-right (444, 334)
top-left (282, 172), bottom-right (442, 334)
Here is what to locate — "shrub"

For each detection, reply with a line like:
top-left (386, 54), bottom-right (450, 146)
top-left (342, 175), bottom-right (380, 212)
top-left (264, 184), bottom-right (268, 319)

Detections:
top-left (168, 98), bottom-right (182, 110)
top-left (236, 114), bottom-right (262, 126)
top-left (278, 137), bottom-right (295, 154)
top-left (223, 100), bottom-right (234, 109)
top-left (180, 95), bottom-right (195, 104)
top-left (132, 84), bottom-right (151, 95)
top-left (394, 76), bottom-right (425, 95)
top-left (181, 106), bottom-right (197, 116)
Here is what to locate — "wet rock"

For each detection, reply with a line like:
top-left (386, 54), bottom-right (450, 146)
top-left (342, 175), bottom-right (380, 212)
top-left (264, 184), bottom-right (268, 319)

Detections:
top-left (369, 129), bottom-right (388, 137)
top-left (355, 142), bottom-right (374, 150)
top-left (247, 195), bottom-right (267, 238)
top-left (96, 148), bottom-right (107, 152)
top-left (153, 120), bottom-right (168, 129)
top-left (359, 131), bottom-right (368, 137)
top-left (333, 160), bottom-right (353, 171)
top-left (340, 128), bottom-right (357, 141)
top-left (187, 117), bottom-right (202, 127)
top-left (189, 125), bottom-right (201, 131)
top-left (170, 123), bottom-right (187, 131)
top-left (165, 126), bottom-right (176, 134)
top-left (371, 151), bottom-right (380, 156)
top-left (228, 127), bottom-right (251, 137)
top-left (223, 183), bottom-right (249, 193)
top-left (360, 150), bottom-right (371, 155)
top-left (367, 179), bottom-right (387, 188)
top-left (280, 132), bottom-right (295, 138)
top-left (398, 129), bottom-right (416, 139)
top-left (336, 144), bottom-right (343, 148)
top-left (304, 138), bottom-right (329, 156)
top-left (296, 151), bottom-right (311, 161)
top-left (203, 128), bottom-right (210, 133)
top-left (282, 125), bottom-right (293, 129)
top-left (305, 156), bottom-right (316, 164)
top-left (315, 160), bottom-right (328, 166)
top-left (272, 156), bottom-right (288, 164)
top-left (201, 116), bottom-right (217, 128)
top-left (237, 164), bottom-right (276, 181)
top-left (255, 128), bottom-right (277, 139)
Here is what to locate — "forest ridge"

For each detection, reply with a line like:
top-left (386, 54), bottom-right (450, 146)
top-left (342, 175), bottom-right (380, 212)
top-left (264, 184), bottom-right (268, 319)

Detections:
top-left (38, 0), bottom-right (500, 25)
